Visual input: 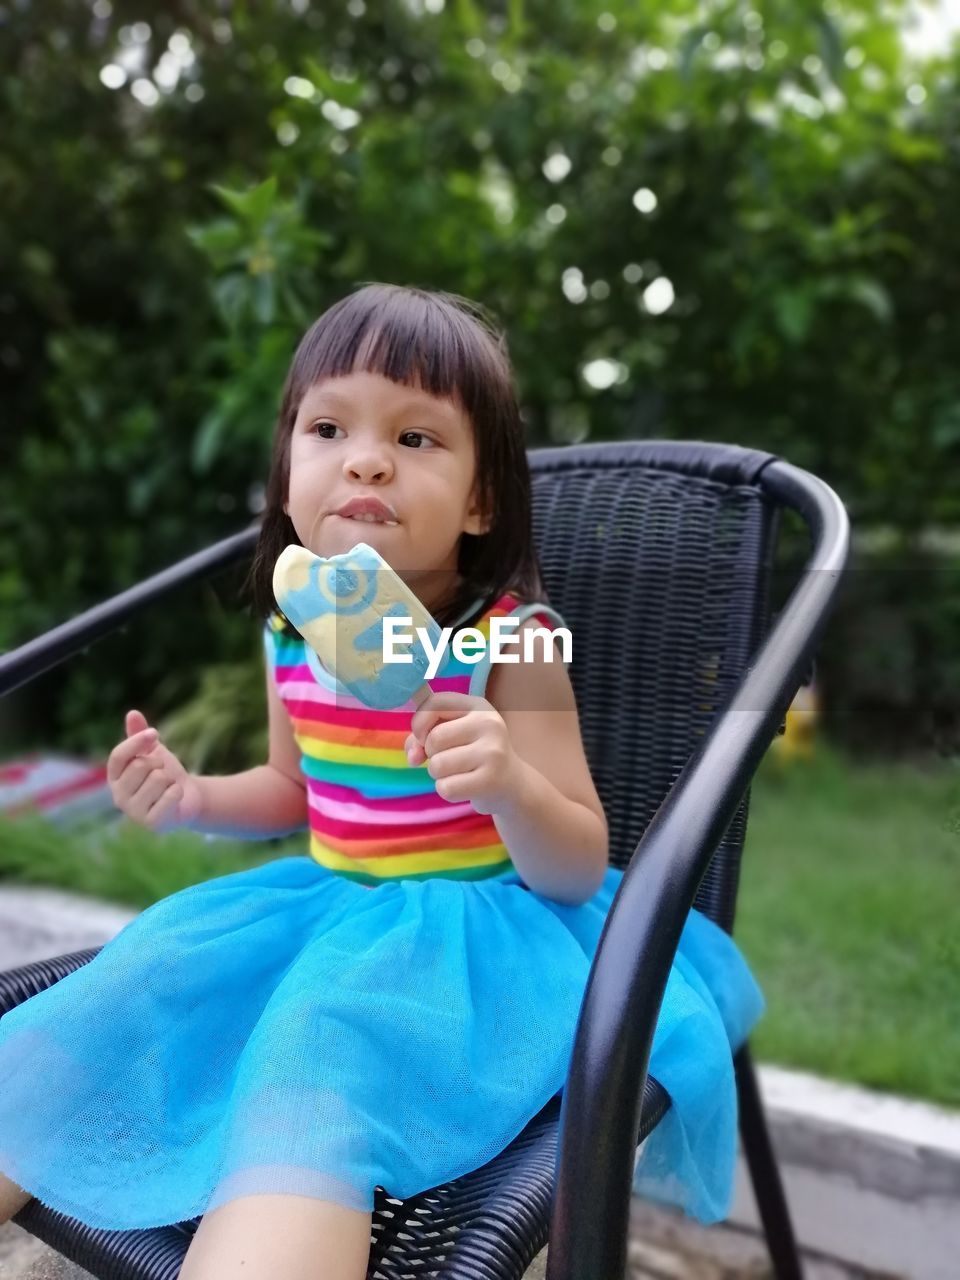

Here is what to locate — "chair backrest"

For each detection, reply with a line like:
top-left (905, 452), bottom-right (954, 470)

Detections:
top-left (528, 441), bottom-right (781, 933)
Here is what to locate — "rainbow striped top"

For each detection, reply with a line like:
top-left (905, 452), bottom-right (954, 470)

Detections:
top-left (263, 591), bottom-right (563, 887)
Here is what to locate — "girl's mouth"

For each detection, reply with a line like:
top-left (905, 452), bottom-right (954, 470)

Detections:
top-left (337, 513), bottom-right (400, 527)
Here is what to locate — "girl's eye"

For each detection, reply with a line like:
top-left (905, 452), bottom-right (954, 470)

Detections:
top-left (400, 431), bottom-right (436, 449)
top-left (309, 422), bottom-right (435, 448)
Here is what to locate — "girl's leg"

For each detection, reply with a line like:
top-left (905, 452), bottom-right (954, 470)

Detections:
top-left (177, 1194), bottom-right (372, 1280)
top-left (0, 1171), bottom-right (33, 1224)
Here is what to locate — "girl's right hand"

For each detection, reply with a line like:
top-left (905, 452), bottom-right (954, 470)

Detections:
top-left (107, 709), bottom-right (203, 833)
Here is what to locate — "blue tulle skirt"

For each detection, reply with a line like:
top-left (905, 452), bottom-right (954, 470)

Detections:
top-left (0, 855), bottom-right (763, 1230)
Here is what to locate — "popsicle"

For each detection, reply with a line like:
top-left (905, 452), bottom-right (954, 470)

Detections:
top-left (272, 542), bottom-right (443, 709)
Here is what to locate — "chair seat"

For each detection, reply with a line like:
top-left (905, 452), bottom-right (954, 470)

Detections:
top-left (4, 947), bottom-right (671, 1280)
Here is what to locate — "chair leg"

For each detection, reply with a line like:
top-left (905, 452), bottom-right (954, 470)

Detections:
top-left (735, 1045), bottom-right (804, 1280)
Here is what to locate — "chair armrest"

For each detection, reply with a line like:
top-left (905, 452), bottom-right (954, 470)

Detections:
top-left (0, 525), bottom-right (259, 697)
top-left (546, 461), bottom-right (849, 1280)
top-left (0, 949), bottom-right (103, 1018)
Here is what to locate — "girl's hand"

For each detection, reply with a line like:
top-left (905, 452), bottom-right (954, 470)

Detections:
top-left (405, 692), bottom-right (522, 816)
top-left (107, 710), bottom-right (204, 833)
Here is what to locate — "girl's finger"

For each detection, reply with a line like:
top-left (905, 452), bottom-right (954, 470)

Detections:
top-left (409, 694), bottom-right (473, 745)
top-left (107, 728), bottom-right (159, 782)
top-left (131, 770), bottom-right (173, 815)
top-left (145, 784), bottom-right (182, 830)
top-left (116, 755), bottom-right (165, 796)
top-left (425, 744), bottom-right (479, 780)
top-left (434, 768), bottom-right (482, 804)
top-left (423, 716), bottom-right (477, 757)
top-left (125, 709), bottom-right (150, 738)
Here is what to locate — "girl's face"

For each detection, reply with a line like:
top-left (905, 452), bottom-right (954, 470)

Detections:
top-left (285, 370), bottom-right (489, 611)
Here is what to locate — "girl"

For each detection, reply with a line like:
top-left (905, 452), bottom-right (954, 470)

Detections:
top-left (0, 284), bottom-right (764, 1280)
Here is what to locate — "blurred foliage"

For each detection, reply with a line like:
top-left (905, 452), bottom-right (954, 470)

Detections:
top-left (823, 545), bottom-right (960, 757)
top-left (1, 0), bottom-right (959, 760)
top-left (158, 653), bottom-right (269, 774)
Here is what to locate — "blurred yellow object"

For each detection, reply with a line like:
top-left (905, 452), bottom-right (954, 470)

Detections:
top-left (771, 682), bottom-right (819, 762)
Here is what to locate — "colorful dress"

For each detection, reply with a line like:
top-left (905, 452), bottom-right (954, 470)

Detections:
top-left (0, 591), bottom-right (764, 1231)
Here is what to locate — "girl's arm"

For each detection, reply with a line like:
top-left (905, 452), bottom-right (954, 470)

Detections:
top-left (490, 755), bottom-right (608, 905)
top-left (485, 623), bottom-right (609, 905)
top-left (184, 664), bottom-right (308, 841)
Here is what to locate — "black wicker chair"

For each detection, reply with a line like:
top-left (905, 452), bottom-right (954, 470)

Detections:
top-left (0, 440), bottom-right (848, 1280)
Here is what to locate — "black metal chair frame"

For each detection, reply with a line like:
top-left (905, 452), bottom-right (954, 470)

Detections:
top-left (0, 440), bottom-right (849, 1280)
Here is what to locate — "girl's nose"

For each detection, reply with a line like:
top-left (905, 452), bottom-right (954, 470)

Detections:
top-left (344, 449), bottom-right (394, 484)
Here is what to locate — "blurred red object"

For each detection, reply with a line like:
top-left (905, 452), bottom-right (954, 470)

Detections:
top-left (0, 755), bottom-right (114, 824)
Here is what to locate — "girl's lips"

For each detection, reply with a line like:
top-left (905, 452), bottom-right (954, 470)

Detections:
top-left (334, 496), bottom-right (399, 521)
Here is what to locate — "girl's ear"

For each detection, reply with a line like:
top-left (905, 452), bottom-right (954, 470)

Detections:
top-left (464, 488), bottom-right (492, 536)
top-left (465, 478), bottom-right (496, 537)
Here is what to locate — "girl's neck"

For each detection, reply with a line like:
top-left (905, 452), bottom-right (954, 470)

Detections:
top-left (404, 569), bottom-right (464, 618)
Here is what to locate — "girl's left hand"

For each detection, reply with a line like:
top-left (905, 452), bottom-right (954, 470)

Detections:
top-left (405, 691), bottom-right (521, 816)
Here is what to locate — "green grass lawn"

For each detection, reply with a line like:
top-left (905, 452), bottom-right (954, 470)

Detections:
top-left (0, 813), bottom-right (289, 909)
top-left (736, 747), bottom-right (960, 1108)
top-left (1, 745), bottom-right (957, 1107)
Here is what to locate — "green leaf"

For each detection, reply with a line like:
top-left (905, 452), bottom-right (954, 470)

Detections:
top-left (678, 26), bottom-right (708, 82)
top-left (507, 0), bottom-right (526, 42)
top-left (302, 59), bottom-right (365, 108)
top-left (773, 288), bottom-right (815, 343)
top-left (816, 13), bottom-right (847, 85)
top-left (192, 404), bottom-right (229, 473)
top-left (252, 272), bottom-right (276, 326)
top-left (454, 0), bottom-right (483, 36)
top-left (21, 243), bottom-right (55, 276)
top-left (932, 404), bottom-right (960, 448)
top-left (213, 273), bottom-right (250, 330)
top-left (845, 277), bottom-right (893, 324)
top-left (209, 176), bottom-right (278, 229)
top-left (186, 219), bottom-right (246, 260)
top-left (816, 275), bottom-right (893, 323)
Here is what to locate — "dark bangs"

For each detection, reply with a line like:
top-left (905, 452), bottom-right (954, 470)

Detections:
top-left (244, 283), bottom-right (547, 633)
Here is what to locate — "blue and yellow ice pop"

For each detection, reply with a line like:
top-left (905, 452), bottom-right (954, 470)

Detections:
top-left (272, 543), bottom-right (442, 709)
